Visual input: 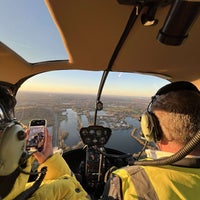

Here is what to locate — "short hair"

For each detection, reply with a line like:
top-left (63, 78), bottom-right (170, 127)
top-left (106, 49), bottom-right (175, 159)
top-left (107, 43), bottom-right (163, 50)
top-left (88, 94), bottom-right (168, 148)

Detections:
top-left (151, 90), bottom-right (200, 145)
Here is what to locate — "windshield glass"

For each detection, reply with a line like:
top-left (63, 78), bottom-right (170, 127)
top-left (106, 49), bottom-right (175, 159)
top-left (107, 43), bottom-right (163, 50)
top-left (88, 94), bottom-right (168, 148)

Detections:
top-left (15, 70), bottom-right (169, 153)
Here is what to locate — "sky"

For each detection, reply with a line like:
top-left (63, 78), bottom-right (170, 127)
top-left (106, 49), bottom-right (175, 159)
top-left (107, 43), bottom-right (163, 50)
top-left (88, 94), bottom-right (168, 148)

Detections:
top-left (0, 0), bottom-right (169, 97)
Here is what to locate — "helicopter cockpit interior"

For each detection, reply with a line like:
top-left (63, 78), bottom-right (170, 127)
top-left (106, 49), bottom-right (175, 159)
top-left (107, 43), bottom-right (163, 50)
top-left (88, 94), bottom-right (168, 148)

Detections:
top-left (0, 0), bottom-right (200, 199)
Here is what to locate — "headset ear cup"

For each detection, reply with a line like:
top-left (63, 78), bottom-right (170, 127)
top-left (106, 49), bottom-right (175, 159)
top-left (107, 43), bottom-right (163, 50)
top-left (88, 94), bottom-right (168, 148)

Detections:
top-left (0, 123), bottom-right (26, 176)
top-left (140, 112), bottom-right (155, 142)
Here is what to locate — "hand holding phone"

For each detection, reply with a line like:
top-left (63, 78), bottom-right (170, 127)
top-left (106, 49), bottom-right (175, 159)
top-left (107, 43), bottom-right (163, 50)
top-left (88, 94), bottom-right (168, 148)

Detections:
top-left (33, 126), bottom-right (54, 164)
top-left (26, 119), bottom-right (47, 152)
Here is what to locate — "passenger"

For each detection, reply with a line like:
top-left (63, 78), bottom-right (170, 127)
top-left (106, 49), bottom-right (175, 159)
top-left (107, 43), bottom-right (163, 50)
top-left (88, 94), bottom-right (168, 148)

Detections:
top-left (101, 81), bottom-right (200, 200)
top-left (0, 86), bottom-right (90, 200)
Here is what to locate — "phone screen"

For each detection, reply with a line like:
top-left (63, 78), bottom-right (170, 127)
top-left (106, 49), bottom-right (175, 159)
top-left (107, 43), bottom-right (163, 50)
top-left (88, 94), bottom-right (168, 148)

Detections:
top-left (26, 119), bottom-right (47, 152)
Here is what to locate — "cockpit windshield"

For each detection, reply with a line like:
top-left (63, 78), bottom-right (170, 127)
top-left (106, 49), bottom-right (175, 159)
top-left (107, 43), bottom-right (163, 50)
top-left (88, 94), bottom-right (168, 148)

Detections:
top-left (15, 70), bottom-right (169, 153)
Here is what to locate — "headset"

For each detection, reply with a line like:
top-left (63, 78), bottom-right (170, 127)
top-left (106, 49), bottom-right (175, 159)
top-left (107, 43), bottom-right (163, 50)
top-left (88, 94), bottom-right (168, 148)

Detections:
top-left (0, 86), bottom-right (27, 176)
top-left (0, 107), bottom-right (26, 176)
top-left (140, 81), bottom-right (200, 143)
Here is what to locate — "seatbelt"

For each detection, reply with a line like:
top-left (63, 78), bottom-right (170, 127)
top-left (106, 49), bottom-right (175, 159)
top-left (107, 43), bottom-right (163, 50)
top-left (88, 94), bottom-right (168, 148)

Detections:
top-left (0, 169), bottom-right (20, 198)
top-left (13, 166), bottom-right (47, 200)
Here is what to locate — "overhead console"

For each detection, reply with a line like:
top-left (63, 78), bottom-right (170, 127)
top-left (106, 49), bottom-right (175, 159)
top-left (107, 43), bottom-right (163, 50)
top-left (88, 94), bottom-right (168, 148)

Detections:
top-left (117, 0), bottom-right (200, 46)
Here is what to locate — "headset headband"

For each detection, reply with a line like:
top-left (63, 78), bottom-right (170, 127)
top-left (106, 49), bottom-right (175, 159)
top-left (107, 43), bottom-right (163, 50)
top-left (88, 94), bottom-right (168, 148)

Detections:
top-left (147, 81), bottom-right (199, 112)
top-left (155, 81), bottom-right (199, 96)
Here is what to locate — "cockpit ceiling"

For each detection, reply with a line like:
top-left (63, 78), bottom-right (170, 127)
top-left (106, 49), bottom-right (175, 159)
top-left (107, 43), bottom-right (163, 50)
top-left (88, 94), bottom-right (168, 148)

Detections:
top-left (0, 0), bottom-right (199, 88)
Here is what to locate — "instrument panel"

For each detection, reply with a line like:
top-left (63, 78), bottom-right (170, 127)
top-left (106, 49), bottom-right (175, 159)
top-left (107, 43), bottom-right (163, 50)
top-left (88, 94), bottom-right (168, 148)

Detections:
top-left (80, 125), bottom-right (111, 146)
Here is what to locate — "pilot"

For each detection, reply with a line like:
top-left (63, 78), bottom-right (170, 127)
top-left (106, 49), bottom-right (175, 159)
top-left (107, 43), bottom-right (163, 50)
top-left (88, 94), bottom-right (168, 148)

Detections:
top-left (0, 86), bottom-right (90, 200)
top-left (101, 81), bottom-right (200, 200)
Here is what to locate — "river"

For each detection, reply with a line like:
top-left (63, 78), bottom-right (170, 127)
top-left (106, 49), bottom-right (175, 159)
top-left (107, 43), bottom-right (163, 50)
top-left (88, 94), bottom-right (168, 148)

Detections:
top-left (60, 108), bottom-right (143, 154)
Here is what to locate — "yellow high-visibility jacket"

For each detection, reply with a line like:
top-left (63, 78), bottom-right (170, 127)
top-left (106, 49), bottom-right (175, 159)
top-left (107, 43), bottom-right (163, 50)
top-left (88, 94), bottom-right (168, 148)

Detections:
top-left (110, 164), bottom-right (200, 200)
top-left (101, 150), bottom-right (200, 200)
top-left (4, 153), bottom-right (90, 200)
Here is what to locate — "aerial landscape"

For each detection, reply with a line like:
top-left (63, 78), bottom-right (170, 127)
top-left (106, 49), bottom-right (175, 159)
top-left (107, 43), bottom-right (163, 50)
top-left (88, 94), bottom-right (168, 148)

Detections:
top-left (16, 91), bottom-right (150, 153)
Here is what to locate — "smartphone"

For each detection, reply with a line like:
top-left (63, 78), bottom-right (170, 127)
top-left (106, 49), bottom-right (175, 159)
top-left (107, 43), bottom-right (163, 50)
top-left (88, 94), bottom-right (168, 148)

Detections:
top-left (26, 119), bottom-right (47, 152)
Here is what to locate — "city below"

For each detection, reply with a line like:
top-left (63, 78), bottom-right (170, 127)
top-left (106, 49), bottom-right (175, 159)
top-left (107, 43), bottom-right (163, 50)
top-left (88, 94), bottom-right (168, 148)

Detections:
top-left (16, 91), bottom-right (150, 153)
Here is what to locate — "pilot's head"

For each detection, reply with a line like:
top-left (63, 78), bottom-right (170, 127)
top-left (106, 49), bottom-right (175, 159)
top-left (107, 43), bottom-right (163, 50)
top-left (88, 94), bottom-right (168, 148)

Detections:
top-left (0, 86), bottom-right (26, 176)
top-left (140, 81), bottom-right (200, 150)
